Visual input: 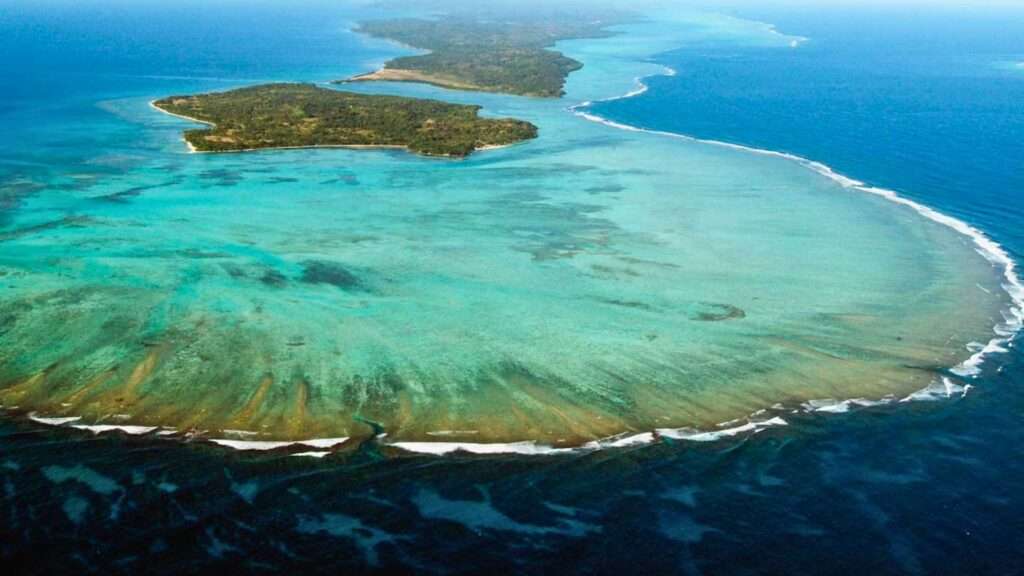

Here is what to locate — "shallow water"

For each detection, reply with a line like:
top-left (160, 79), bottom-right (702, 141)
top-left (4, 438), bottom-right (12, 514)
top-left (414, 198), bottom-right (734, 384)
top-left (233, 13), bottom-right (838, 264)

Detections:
top-left (2, 2), bottom-right (1023, 574)
top-left (0, 5), bottom-right (1008, 446)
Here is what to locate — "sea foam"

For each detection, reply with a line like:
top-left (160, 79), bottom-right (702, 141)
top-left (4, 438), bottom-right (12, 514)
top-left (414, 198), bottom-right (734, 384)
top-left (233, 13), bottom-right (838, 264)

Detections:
top-left (207, 437), bottom-right (350, 451)
top-left (388, 441), bottom-right (579, 456)
top-left (657, 417), bottom-right (788, 441)
top-left (569, 66), bottom-right (1023, 383)
top-left (71, 424), bottom-right (159, 436)
top-left (28, 414), bottom-right (82, 426)
top-left (12, 59), bottom-right (1019, 458)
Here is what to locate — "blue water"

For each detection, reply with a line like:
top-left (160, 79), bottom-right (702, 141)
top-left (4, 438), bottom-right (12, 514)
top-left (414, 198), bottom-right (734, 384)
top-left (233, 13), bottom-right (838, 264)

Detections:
top-left (2, 2), bottom-right (1024, 574)
top-left (592, 5), bottom-right (1024, 254)
top-left (0, 0), bottom-right (398, 193)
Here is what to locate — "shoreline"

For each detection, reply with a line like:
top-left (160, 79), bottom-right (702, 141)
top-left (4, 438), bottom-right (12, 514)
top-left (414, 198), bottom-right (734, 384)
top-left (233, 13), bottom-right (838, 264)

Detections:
top-left (11, 374), bottom-right (972, 457)
top-left (569, 65), bottom-right (1022, 382)
top-left (149, 100), bottom-right (205, 154)
top-left (341, 67), bottom-right (555, 98)
top-left (149, 99), bottom-right (513, 157)
top-left (11, 22), bottom-right (1014, 459)
top-left (343, 67), bottom-right (488, 93)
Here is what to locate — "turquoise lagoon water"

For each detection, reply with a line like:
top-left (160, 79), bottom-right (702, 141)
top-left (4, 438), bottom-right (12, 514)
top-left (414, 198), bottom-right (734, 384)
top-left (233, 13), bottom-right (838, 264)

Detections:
top-left (0, 5), bottom-right (1010, 446)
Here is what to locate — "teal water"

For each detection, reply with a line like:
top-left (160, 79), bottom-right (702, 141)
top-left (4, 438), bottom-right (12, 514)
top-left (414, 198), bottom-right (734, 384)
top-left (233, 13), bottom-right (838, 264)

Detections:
top-left (0, 4), bottom-right (1009, 447)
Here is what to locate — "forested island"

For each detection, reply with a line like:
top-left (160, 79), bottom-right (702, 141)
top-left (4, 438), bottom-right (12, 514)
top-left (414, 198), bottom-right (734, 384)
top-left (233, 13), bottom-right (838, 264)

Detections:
top-left (152, 83), bottom-right (538, 157)
top-left (342, 16), bottom-right (620, 97)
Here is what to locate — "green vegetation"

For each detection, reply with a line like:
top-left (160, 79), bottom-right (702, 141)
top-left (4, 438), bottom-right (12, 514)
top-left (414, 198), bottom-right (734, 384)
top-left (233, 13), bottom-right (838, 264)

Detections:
top-left (153, 83), bottom-right (537, 157)
top-left (345, 15), bottom-right (621, 97)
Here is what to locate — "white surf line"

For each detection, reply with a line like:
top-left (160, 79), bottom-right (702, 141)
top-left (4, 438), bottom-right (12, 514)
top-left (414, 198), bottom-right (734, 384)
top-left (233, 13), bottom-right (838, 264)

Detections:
top-left (148, 100), bottom-right (215, 127)
top-left (386, 416), bottom-right (788, 456)
top-left (14, 374), bottom-right (982, 456)
top-left (149, 100), bottom-right (205, 153)
top-left (71, 424), bottom-right (160, 436)
top-left (207, 439), bottom-right (297, 450)
top-left (569, 67), bottom-right (1024, 380)
top-left (207, 437), bottom-right (350, 451)
top-left (292, 451), bottom-right (332, 458)
top-left (583, 431), bottom-right (656, 449)
top-left (899, 376), bottom-right (972, 403)
top-left (579, 64), bottom-right (676, 107)
top-left (20, 412), bottom-right (352, 450)
top-left (28, 413), bottom-right (82, 426)
top-left (21, 59), bottom-right (1018, 455)
top-left (387, 441), bottom-right (580, 456)
top-left (20, 387), bottom-right (961, 458)
top-left (657, 417), bottom-right (789, 442)
top-left (802, 398), bottom-right (894, 414)
top-left (297, 437), bottom-right (352, 449)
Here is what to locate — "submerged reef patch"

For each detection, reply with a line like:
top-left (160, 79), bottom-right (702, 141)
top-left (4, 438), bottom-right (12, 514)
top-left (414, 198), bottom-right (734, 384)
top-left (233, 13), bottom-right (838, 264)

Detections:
top-left (300, 260), bottom-right (363, 290)
top-left (0, 15), bottom-right (1011, 448)
top-left (689, 303), bottom-right (746, 322)
top-left (260, 268), bottom-right (288, 288)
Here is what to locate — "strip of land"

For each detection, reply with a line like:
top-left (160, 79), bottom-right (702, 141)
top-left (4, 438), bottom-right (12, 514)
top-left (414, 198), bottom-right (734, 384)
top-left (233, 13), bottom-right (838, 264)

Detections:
top-left (340, 15), bottom-right (624, 97)
top-left (152, 83), bottom-right (538, 157)
top-left (347, 68), bottom-right (488, 93)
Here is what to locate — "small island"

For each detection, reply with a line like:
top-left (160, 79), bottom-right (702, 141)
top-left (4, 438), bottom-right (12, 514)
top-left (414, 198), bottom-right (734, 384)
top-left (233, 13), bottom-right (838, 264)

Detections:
top-left (152, 83), bottom-right (538, 157)
top-left (343, 16), bottom-right (621, 97)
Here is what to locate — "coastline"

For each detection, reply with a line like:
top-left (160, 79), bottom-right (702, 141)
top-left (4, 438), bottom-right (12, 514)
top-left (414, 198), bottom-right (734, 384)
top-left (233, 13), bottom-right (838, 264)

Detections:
top-left (342, 67), bottom-right (489, 93)
top-left (9, 20), bottom-right (1015, 459)
top-left (149, 99), bottom-right (512, 157)
top-left (569, 65), bottom-right (1023, 382)
top-left (341, 66), bottom-right (556, 98)
top-left (149, 100), bottom-right (205, 153)
top-left (12, 375), bottom-right (972, 456)
top-left (148, 99), bottom-right (215, 127)
top-left (6, 7), bottom-right (1024, 572)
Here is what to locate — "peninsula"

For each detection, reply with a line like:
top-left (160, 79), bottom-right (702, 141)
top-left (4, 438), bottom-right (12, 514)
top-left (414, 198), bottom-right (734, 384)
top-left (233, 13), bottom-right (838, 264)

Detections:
top-left (342, 16), bottom-right (620, 97)
top-left (152, 83), bottom-right (538, 157)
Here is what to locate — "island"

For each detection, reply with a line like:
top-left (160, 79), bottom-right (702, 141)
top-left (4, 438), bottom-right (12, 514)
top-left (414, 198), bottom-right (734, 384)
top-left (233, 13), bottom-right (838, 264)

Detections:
top-left (342, 16), bottom-right (621, 97)
top-left (152, 83), bottom-right (538, 157)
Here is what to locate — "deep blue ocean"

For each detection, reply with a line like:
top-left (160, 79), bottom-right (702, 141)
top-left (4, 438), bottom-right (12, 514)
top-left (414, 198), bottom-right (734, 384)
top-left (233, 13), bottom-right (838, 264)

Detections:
top-left (2, 2), bottom-right (1023, 574)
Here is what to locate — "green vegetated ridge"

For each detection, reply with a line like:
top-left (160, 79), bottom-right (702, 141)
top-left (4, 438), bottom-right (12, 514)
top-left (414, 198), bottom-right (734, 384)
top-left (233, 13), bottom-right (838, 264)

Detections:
top-left (153, 83), bottom-right (538, 157)
top-left (347, 16), bottom-right (621, 97)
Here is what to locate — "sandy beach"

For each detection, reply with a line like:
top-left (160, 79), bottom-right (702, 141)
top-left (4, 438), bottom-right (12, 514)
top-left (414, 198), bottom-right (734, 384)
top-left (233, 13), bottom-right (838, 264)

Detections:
top-left (344, 67), bottom-right (487, 92)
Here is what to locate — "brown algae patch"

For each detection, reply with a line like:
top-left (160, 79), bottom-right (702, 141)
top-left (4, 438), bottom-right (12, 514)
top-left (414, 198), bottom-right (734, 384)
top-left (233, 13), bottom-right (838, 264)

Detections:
top-left (121, 350), bottom-right (161, 402)
top-left (0, 53), bottom-right (1013, 446)
top-left (0, 367), bottom-right (53, 405)
top-left (230, 374), bottom-right (275, 428)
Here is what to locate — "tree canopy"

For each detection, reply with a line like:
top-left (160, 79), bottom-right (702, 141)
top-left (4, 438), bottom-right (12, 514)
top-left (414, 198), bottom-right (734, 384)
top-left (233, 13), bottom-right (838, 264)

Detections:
top-left (154, 83), bottom-right (537, 157)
